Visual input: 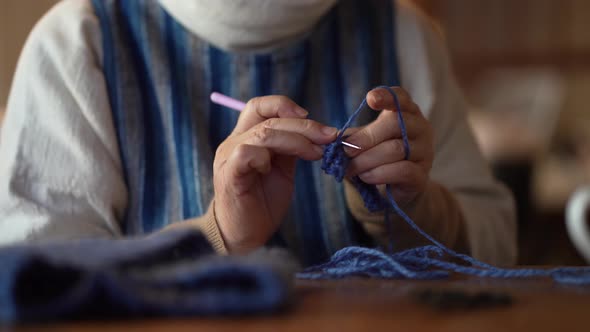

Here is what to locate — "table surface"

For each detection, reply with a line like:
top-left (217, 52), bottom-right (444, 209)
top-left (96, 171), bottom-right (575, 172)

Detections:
top-left (12, 277), bottom-right (590, 332)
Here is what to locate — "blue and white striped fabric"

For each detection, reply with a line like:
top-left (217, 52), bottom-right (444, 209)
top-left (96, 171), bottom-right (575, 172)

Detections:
top-left (91, 0), bottom-right (401, 266)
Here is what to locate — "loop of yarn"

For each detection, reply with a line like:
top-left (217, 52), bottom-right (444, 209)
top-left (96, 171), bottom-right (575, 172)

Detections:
top-left (304, 85), bottom-right (590, 285)
top-left (321, 85), bottom-right (410, 212)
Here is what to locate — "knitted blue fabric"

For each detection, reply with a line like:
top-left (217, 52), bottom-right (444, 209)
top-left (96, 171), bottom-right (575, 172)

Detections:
top-left (0, 230), bottom-right (296, 323)
top-left (306, 85), bottom-right (590, 285)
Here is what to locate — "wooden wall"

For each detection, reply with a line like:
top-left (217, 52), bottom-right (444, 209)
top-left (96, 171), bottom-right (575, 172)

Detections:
top-left (414, 0), bottom-right (590, 84)
top-left (0, 0), bottom-right (57, 107)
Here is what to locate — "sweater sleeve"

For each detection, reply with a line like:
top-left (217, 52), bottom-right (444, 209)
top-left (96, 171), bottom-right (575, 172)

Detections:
top-left (0, 0), bottom-right (227, 252)
top-left (0, 0), bottom-right (125, 244)
top-left (165, 200), bottom-right (227, 254)
top-left (345, 1), bottom-right (517, 266)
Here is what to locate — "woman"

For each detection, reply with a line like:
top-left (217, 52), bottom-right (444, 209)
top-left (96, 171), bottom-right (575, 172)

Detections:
top-left (0, 0), bottom-right (516, 266)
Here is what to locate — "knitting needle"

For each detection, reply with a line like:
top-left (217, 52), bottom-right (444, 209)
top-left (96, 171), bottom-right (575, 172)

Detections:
top-left (210, 92), bottom-right (361, 150)
top-left (340, 141), bottom-right (361, 150)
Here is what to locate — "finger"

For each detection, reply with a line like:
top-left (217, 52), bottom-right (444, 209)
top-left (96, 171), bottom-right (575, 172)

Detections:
top-left (226, 144), bottom-right (272, 194)
top-left (243, 126), bottom-right (324, 161)
top-left (366, 86), bottom-right (421, 114)
top-left (262, 118), bottom-right (338, 145)
top-left (346, 138), bottom-right (427, 177)
top-left (233, 95), bottom-right (308, 135)
top-left (341, 127), bottom-right (361, 137)
top-left (344, 111), bottom-right (427, 156)
top-left (357, 161), bottom-right (427, 192)
top-left (229, 144), bottom-right (272, 177)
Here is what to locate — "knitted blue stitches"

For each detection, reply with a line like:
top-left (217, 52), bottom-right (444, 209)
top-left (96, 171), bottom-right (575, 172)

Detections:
top-left (321, 140), bottom-right (385, 212)
top-left (321, 140), bottom-right (350, 183)
top-left (310, 86), bottom-right (590, 285)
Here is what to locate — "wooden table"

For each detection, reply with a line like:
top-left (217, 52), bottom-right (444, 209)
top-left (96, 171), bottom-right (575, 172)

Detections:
top-left (13, 278), bottom-right (590, 332)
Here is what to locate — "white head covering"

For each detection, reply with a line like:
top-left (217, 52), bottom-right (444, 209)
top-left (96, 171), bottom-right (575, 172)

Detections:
top-left (158, 0), bottom-right (338, 52)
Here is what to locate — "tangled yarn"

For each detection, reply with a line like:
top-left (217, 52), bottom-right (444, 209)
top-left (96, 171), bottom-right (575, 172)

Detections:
top-left (302, 85), bottom-right (590, 285)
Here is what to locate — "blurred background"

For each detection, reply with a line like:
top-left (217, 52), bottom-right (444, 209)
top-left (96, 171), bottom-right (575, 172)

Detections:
top-left (415, 0), bottom-right (590, 265)
top-left (0, 0), bottom-right (589, 265)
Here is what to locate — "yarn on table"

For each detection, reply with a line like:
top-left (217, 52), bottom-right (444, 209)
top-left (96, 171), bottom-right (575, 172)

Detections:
top-left (303, 85), bottom-right (590, 285)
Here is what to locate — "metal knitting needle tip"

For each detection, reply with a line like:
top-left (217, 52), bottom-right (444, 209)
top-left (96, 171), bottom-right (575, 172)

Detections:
top-left (341, 141), bottom-right (361, 150)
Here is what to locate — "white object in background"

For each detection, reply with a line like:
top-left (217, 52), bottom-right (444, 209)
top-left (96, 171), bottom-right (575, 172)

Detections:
top-left (566, 186), bottom-right (590, 263)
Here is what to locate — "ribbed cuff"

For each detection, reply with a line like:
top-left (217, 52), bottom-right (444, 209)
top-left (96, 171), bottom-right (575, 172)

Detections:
top-left (201, 200), bottom-right (227, 254)
top-left (164, 200), bottom-right (228, 254)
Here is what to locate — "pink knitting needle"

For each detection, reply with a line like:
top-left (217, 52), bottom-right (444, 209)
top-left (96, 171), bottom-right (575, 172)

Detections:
top-left (210, 92), bottom-right (361, 150)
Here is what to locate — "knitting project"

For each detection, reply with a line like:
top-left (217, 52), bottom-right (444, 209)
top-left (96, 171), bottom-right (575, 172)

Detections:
top-left (301, 86), bottom-right (590, 285)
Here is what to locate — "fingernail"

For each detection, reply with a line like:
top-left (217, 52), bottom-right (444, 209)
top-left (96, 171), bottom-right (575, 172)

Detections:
top-left (321, 126), bottom-right (338, 136)
top-left (313, 145), bottom-right (324, 155)
top-left (371, 90), bottom-right (384, 104)
top-left (294, 107), bottom-right (309, 117)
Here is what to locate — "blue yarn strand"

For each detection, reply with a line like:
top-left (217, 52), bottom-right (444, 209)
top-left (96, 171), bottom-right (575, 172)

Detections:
top-left (390, 87), bottom-right (410, 160)
top-left (302, 86), bottom-right (590, 285)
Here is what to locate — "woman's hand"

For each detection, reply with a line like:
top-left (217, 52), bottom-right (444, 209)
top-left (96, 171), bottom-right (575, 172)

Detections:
top-left (213, 96), bottom-right (338, 253)
top-left (344, 86), bottom-right (434, 206)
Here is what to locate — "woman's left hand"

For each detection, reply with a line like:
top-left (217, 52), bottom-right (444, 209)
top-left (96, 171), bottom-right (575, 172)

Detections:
top-left (344, 86), bottom-right (434, 206)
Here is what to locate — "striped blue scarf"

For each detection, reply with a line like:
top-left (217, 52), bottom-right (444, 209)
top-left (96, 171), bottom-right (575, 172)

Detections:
top-left (91, 0), bottom-right (401, 265)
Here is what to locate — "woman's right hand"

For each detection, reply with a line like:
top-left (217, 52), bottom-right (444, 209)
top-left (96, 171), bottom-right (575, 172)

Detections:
top-left (213, 96), bottom-right (338, 253)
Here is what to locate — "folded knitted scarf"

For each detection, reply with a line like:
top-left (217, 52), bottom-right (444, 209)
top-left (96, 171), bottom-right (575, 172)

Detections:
top-left (0, 230), bottom-right (297, 323)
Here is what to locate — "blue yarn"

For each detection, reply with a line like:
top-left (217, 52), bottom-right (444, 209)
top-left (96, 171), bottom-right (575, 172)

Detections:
top-left (303, 85), bottom-right (590, 285)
